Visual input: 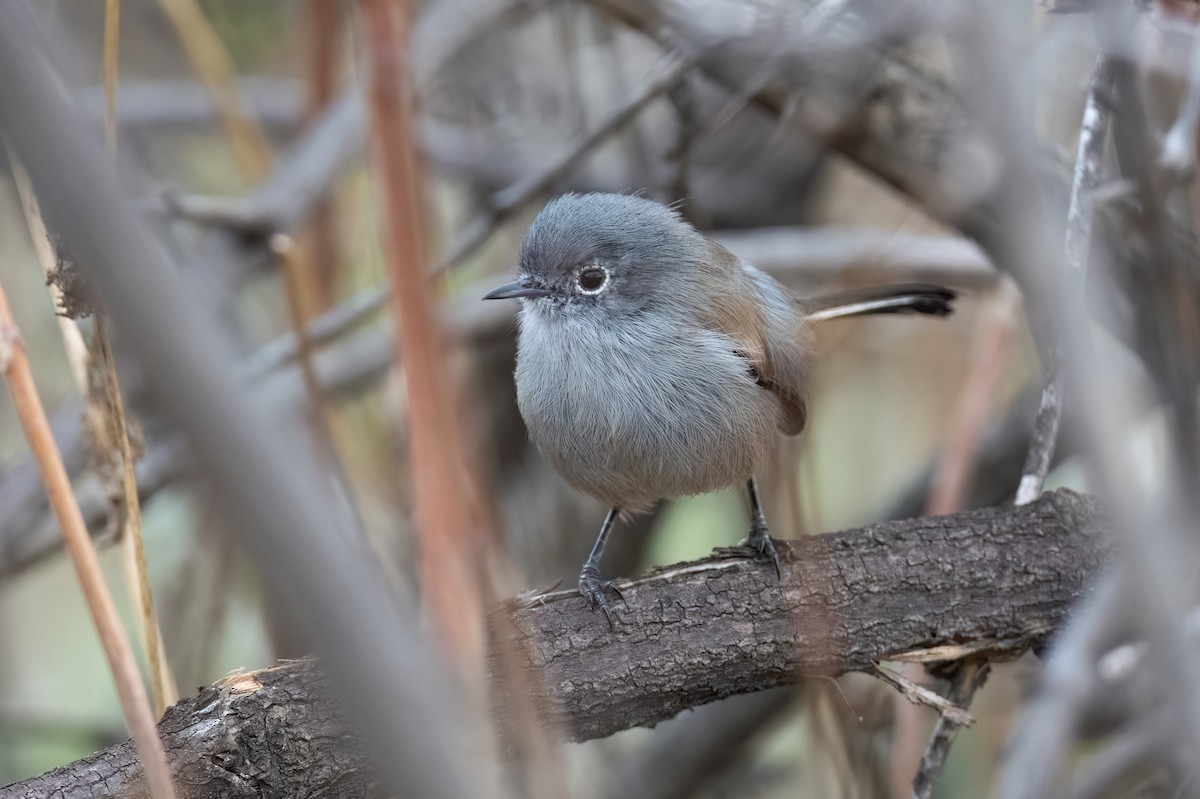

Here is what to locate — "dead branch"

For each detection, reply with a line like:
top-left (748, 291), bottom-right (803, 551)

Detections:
top-left (1015, 56), bottom-right (1114, 508)
top-left (911, 659), bottom-right (991, 799)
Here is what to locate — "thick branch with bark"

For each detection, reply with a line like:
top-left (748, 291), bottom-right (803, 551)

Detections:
top-left (1, 664), bottom-right (364, 799)
top-left (2, 490), bottom-right (1108, 798)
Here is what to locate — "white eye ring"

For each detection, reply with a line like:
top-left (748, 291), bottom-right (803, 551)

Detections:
top-left (576, 264), bottom-right (609, 294)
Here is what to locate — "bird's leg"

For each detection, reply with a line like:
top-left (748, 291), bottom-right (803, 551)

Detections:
top-left (745, 477), bottom-right (782, 578)
top-left (579, 507), bottom-right (624, 628)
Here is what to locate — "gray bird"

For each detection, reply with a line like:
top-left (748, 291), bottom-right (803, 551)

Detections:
top-left (484, 192), bottom-right (955, 624)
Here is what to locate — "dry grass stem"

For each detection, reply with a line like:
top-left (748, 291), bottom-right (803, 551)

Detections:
top-left (101, 0), bottom-right (178, 716)
top-left (304, 0), bottom-right (343, 311)
top-left (9, 157), bottom-right (89, 388)
top-left (16, 148), bottom-right (177, 713)
top-left (154, 0), bottom-right (273, 179)
top-left (96, 315), bottom-right (179, 715)
top-left (0, 280), bottom-right (177, 799)
top-left (272, 233), bottom-right (327, 415)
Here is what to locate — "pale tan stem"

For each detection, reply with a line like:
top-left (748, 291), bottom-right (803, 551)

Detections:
top-left (99, 0), bottom-right (178, 716)
top-left (9, 157), bottom-right (89, 389)
top-left (97, 315), bottom-right (179, 715)
top-left (154, 0), bottom-right (273, 179)
top-left (0, 281), bottom-right (177, 799)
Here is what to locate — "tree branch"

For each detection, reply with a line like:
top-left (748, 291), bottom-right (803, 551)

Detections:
top-left (500, 489), bottom-right (1106, 741)
top-left (2, 490), bottom-right (1108, 798)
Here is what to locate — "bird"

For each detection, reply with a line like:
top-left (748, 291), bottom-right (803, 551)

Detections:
top-left (483, 192), bottom-right (956, 625)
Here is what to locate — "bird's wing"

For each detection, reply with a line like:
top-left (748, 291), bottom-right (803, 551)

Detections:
top-left (698, 243), bottom-right (813, 436)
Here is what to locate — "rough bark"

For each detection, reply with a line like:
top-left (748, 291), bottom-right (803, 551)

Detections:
top-left (502, 488), bottom-right (1105, 740)
top-left (1, 664), bottom-right (370, 799)
top-left (3, 490), bottom-right (1107, 799)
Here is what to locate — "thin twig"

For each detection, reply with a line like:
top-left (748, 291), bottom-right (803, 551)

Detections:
top-left (870, 664), bottom-right (975, 727)
top-left (303, 0), bottom-right (343, 311)
top-left (101, 0), bottom-right (177, 716)
top-left (270, 233), bottom-right (333, 444)
top-left (0, 282), bottom-right (177, 799)
top-left (1014, 57), bottom-right (1114, 507)
top-left (355, 1), bottom-right (518, 784)
top-left (96, 316), bottom-right (178, 715)
top-left (8, 157), bottom-right (89, 388)
top-left (153, 0), bottom-right (323, 394)
top-left (16, 148), bottom-right (177, 713)
top-left (911, 660), bottom-right (991, 799)
top-left (272, 233), bottom-right (369, 538)
top-left (154, 0), bottom-right (274, 178)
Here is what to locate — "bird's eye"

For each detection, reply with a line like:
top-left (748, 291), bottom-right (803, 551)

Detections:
top-left (577, 266), bottom-right (608, 293)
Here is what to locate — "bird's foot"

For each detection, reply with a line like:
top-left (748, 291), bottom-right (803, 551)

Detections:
top-left (742, 517), bottom-right (782, 579)
top-left (579, 562), bottom-right (623, 629)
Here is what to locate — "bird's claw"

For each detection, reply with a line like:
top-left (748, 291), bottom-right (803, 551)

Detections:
top-left (744, 518), bottom-right (782, 579)
top-left (579, 564), bottom-right (623, 629)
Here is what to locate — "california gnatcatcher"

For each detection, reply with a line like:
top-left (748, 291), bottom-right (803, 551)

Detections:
top-left (484, 193), bottom-right (956, 625)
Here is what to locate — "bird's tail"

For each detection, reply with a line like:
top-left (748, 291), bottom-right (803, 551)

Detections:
top-left (801, 283), bottom-right (957, 322)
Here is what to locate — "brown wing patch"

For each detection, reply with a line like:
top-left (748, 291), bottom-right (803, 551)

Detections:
top-left (699, 242), bottom-right (808, 435)
top-left (734, 349), bottom-right (808, 434)
top-left (695, 243), bottom-right (771, 369)
top-left (774, 390), bottom-right (808, 435)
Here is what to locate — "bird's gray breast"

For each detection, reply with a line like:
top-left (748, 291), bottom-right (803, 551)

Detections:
top-left (514, 307), bottom-right (781, 511)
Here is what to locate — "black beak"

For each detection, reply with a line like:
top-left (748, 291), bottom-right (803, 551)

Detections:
top-left (482, 277), bottom-right (551, 300)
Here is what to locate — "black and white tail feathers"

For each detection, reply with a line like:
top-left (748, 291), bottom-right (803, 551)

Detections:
top-left (801, 283), bottom-right (957, 322)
